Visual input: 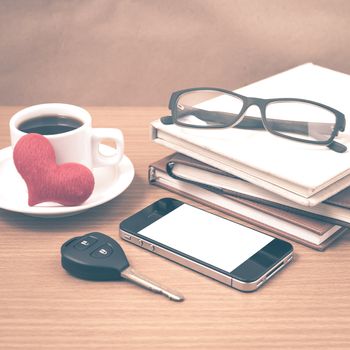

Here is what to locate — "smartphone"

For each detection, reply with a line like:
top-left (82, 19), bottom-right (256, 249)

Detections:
top-left (119, 198), bottom-right (293, 292)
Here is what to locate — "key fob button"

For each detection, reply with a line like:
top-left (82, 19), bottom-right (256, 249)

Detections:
top-left (74, 236), bottom-right (98, 250)
top-left (91, 244), bottom-right (113, 258)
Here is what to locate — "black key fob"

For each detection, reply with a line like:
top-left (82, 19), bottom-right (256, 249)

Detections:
top-left (61, 232), bottom-right (185, 301)
top-left (61, 232), bottom-right (130, 281)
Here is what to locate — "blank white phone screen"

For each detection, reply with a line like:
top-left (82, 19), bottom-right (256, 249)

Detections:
top-left (139, 204), bottom-right (274, 273)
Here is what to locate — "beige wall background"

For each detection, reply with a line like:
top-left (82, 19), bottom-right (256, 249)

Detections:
top-left (1, 0), bottom-right (350, 107)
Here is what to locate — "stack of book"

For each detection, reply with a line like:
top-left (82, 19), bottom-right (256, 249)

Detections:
top-left (149, 63), bottom-right (350, 250)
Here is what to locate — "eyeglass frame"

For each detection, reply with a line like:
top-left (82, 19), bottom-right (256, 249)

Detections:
top-left (162, 87), bottom-right (346, 153)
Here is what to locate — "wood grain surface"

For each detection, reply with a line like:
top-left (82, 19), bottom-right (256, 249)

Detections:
top-left (0, 107), bottom-right (349, 350)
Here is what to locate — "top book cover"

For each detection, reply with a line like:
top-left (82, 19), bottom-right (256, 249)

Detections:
top-left (151, 63), bottom-right (350, 206)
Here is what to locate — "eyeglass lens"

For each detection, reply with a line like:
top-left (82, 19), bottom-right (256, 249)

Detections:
top-left (175, 90), bottom-right (337, 143)
top-left (175, 90), bottom-right (244, 127)
top-left (265, 101), bottom-right (336, 142)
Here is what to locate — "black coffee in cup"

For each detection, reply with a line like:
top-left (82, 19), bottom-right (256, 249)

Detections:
top-left (18, 115), bottom-right (83, 135)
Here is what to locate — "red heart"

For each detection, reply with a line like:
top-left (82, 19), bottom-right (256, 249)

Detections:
top-left (13, 133), bottom-right (95, 206)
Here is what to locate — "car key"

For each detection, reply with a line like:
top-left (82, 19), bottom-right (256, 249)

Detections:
top-left (61, 232), bottom-right (184, 302)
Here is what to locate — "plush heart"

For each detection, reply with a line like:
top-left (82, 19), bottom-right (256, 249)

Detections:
top-left (13, 133), bottom-right (95, 206)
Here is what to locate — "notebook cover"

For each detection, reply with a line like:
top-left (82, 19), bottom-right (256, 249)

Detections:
top-left (149, 156), bottom-right (346, 250)
top-left (165, 153), bottom-right (350, 227)
top-left (151, 63), bottom-right (350, 206)
top-left (168, 152), bottom-right (350, 209)
top-left (166, 154), bottom-right (332, 234)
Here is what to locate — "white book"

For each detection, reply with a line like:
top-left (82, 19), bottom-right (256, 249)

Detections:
top-left (151, 63), bottom-right (350, 206)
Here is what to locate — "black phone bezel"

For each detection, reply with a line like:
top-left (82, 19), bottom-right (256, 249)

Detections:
top-left (120, 198), bottom-right (293, 283)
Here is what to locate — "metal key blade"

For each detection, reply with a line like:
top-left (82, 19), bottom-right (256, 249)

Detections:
top-left (121, 267), bottom-right (185, 302)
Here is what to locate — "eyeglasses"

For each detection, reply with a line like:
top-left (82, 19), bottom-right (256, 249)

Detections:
top-left (161, 87), bottom-right (347, 153)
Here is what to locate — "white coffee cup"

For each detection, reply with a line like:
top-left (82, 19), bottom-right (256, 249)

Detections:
top-left (10, 103), bottom-right (124, 168)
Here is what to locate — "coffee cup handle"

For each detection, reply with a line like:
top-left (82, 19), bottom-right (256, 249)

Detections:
top-left (91, 128), bottom-right (124, 167)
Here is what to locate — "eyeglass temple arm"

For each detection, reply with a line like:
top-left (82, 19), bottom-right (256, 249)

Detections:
top-left (161, 108), bottom-right (347, 153)
top-left (327, 141), bottom-right (347, 152)
top-left (177, 107), bottom-right (321, 134)
top-left (188, 110), bottom-right (307, 133)
top-left (193, 110), bottom-right (347, 152)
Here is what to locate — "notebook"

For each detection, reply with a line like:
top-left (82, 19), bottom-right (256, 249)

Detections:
top-left (165, 152), bottom-right (350, 227)
top-left (151, 63), bottom-right (350, 206)
top-left (149, 154), bottom-right (347, 250)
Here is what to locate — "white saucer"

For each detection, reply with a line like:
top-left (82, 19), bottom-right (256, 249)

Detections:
top-left (0, 146), bottom-right (135, 218)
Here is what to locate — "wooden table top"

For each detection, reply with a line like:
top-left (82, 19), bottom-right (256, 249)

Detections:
top-left (0, 106), bottom-right (349, 350)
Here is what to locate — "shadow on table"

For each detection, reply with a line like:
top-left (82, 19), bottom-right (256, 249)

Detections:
top-left (324, 230), bottom-right (350, 250)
